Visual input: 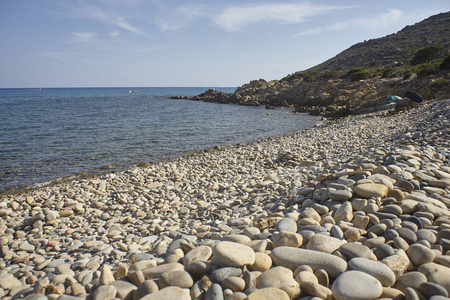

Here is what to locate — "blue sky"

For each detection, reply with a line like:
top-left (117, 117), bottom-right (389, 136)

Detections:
top-left (0, 1), bottom-right (449, 88)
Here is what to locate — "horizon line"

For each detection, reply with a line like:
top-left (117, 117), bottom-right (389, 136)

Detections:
top-left (0, 86), bottom-right (238, 89)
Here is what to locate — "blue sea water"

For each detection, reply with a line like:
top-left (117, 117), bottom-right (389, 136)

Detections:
top-left (0, 87), bottom-right (319, 191)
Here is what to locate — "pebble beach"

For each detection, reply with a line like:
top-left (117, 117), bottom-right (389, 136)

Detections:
top-left (1, 99), bottom-right (450, 300)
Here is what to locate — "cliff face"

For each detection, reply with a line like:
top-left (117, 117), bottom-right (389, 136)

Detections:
top-left (176, 75), bottom-right (449, 116)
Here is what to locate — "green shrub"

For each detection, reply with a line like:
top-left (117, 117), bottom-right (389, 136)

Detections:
top-left (302, 73), bottom-right (317, 82)
top-left (416, 64), bottom-right (437, 77)
top-left (382, 68), bottom-right (399, 78)
top-left (345, 67), bottom-right (373, 81)
top-left (411, 45), bottom-right (445, 65)
top-left (440, 54), bottom-right (450, 70)
top-left (319, 70), bottom-right (342, 79)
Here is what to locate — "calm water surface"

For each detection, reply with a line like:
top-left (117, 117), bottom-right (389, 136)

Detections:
top-left (0, 87), bottom-right (319, 191)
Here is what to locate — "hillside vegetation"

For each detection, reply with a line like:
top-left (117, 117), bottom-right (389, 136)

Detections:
top-left (308, 12), bottom-right (450, 72)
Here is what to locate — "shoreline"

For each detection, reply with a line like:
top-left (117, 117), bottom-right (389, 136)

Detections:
top-left (0, 109), bottom-right (318, 196)
top-left (0, 99), bottom-right (449, 299)
top-left (0, 103), bottom-right (316, 195)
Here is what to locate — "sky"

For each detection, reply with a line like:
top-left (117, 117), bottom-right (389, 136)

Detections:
top-left (0, 1), bottom-right (449, 88)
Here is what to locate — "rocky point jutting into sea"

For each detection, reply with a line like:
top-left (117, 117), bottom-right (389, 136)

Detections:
top-left (171, 12), bottom-right (450, 117)
top-left (0, 98), bottom-right (449, 300)
top-left (170, 74), bottom-right (450, 117)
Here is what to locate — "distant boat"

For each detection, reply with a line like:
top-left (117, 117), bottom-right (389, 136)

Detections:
top-left (128, 89), bottom-right (138, 93)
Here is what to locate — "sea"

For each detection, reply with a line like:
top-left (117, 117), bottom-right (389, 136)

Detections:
top-left (0, 87), bottom-right (320, 191)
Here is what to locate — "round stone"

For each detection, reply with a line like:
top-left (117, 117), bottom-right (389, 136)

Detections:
top-left (306, 234), bottom-right (345, 253)
top-left (183, 246), bottom-right (212, 268)
top-left (348, 257), bottom-right (396, 287)
top-left (212, 267), bottom-right (242, 283)
top-left (396, 227), bottom-right (417, 244)
top-left (419, 282), bottom-right (449, 298)
top-left (247, 287), bottom-right (290, 300)
top-left (329, 189), bottom-right (353, 201)
top-left (212, 241), bottom-right (255, 267)
top-left (393, 271), bottom-right (427, 293)
top-left (339, 243), bottom-right (371, 259)
top-left (205, 283), bottom-right (224, 300)
top-left (330, 225), bottom-right (344, 239)
top-left (140, 286), bottom-right (190, 300)
top-left (222, 276), bottom-right (246, 292)
top-left (249, 252), bottom-right (272, 272)
top-left (353, 184), bottom-right (389, 198)
top-left (256, 266), bottom-right (300, 299)
top-left (270, 246), bottom-right (347, 278)
top-left (344, 227), bottom-right (361, 241)
top-left (416, 229), bottom-right (436, 244)
top-left (334, 202), bottom-right (353, 223)
top-left (418, 262), bottom-right (450, 292)
top-left (406, 244), bottom-right (435, 266)
top-left (188, 261), bottom-right (211, 278)
top-left (133, 280), bottom-right (159, 300)
top-left (276, 218), bottom-right (297, 233)
top-left (331, 270), bottom-right (383, 300)
top-left (272, 231), bottom-right (303, 248)
top-left (159, 271), bottom-right (193, 289)
top-left (373, 243), bottom-right (395, 260)
top-left (387, 189), bottom-right (405, 201)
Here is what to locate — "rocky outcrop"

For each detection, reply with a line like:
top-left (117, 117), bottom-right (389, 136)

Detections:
top-left (171, 74), bottom-right (450, 117)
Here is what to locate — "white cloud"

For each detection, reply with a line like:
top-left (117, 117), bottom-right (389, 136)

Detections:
top-left (150, 3), bottom-right (210, 33)
top-left (70, 0), bottom-right (147, 36)
top-left (115, 17), bottom-right (145, 35)
top-left (214, 3), bottom-right (343, 32)
top-left (295, 9), bottom-right (404, 36)
top-left (70, 32), bottom-right (97, 43)
top-left (110, 31), bottom-right (120, 37)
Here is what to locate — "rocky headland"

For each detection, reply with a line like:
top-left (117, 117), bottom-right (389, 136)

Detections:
top-left (171, 12), bottom-right (450, 117)
top-left (0, 99), bottom-right (449, 300)
top-left (171, 74), bottom-right (450, 117)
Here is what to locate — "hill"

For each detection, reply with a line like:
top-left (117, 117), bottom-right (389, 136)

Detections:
top-left (172, 12), bottom-right (450, 116)
top-left (309, 12), bottom-right (450, 72)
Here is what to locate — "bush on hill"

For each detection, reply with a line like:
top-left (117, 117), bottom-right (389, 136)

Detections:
top-left (415, 64), bottom-right (438, 77)
top-left (440, 54), bottom-right (450, 70)
top-left (410, 45), bottom-right (445, 65)
top-left (344, 67), bottom-right (373, 81)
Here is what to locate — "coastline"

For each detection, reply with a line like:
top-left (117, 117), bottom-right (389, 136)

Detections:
top-left (0, 99), bottom-right (449, 299)
top-left (0, 107), bottom-right (319, 196)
